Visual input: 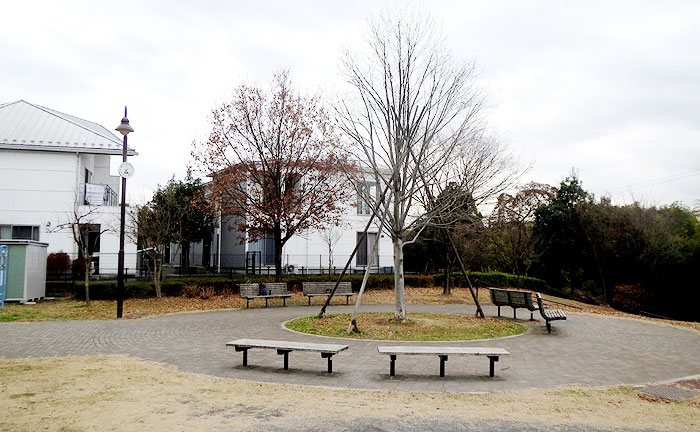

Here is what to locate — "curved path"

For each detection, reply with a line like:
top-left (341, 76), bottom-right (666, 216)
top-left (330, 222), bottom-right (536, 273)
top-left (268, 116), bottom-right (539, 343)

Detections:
top-left (1, 304), bottom-right (698, 392)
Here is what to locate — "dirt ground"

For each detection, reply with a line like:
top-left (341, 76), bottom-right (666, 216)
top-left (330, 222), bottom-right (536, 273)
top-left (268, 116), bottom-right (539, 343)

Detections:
top-left (0, 355), bottom-right (697, 431)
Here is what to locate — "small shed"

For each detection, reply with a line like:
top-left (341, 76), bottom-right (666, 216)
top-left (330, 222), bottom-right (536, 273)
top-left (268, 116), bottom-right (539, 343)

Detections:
top-left (0, 240), bottom-right (48, 303)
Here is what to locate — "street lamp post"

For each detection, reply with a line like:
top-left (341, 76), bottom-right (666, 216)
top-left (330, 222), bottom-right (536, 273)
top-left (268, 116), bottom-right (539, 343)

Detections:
top-left (115, 107), bottom-right (134, 318)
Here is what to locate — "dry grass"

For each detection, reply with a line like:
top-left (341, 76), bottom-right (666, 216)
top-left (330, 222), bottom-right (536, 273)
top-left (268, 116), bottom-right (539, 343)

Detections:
top-left (286, 312), bottom-right (526, 340)
top-left (2, 286), bottom-right (698, 333)
top-left (0, 355), bottom-right (697, 431)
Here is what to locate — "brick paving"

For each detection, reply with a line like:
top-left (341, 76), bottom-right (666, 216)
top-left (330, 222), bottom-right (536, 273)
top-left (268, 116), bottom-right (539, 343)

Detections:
top-left (1, 303), bottom-right (698, 392)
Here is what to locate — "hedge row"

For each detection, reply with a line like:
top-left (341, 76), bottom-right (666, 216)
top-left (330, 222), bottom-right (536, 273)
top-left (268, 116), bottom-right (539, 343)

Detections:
top-left (434, 271), bottom-right (549, 293)
top-left (70, 271), bottom-right (548, 300)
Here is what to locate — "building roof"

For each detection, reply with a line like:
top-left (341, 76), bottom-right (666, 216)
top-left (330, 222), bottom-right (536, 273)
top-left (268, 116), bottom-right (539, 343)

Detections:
top-left (0, 100), bottom-right (137, 155)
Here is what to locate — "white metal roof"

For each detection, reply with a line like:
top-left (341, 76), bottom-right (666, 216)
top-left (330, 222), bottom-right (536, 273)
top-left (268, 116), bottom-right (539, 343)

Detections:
top-left (0, 100), bottom-right (137, 155)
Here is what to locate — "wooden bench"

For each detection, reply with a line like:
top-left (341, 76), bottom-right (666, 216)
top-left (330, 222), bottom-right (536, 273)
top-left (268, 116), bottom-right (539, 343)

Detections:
top-left (302, 281), bottom-right (353, 305)
top-left (226, 338), bottom-right (349, 373)
top-left (489, 288), bottom-right (537, 320)
top-left (377, 346), bottom-right (510, 378)
top-left (536, 293), bottom-right (567, 334)
top-left (239, 283), bottom-right (292, 308)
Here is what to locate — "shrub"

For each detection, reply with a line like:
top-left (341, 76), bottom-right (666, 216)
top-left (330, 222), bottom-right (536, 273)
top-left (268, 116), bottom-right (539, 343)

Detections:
top-left (611, 284), bottom-right (643, 313)
top-left (47, 252), bottom-right (71, 274)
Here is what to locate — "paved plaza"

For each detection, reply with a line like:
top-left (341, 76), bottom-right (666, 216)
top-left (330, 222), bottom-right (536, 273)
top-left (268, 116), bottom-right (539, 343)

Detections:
top-left (1, 303), bottom-right (698, 392)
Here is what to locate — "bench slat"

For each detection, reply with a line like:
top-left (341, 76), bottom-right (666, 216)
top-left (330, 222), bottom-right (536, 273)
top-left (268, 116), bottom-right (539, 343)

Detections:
top-left (227, 338), bottom-right (349, 354)
top-left (377, 346), bottom-right (509, 356)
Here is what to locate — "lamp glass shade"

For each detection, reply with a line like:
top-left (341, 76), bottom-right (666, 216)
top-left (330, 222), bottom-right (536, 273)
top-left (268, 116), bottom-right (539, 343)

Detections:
top-left (115, 119), bottom-right (134, 136)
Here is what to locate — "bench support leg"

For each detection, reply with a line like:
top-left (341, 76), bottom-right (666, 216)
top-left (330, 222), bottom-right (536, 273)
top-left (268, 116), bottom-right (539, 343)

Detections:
top-left (497, 305), bottom-right (500, 317)
top-left (389, 355), bottom-right (396, 377)
top-left (439, 355), bottom-right (448, 377)
top-left (265, 298), bottom-right (269, 308)
top-left (283, 297), bottom-right (287, 307)
top-left (308, 296), bottom-right (311, 306)
top-left (346, 296), bottom-right (349, 305)
top-left (277, 349), bottom-right (292, 370)
top-left (321, 352), bottom-right (334, 373)
top-left (246, 299), bottom-right (249, 309)
top-left (488, 356), bottom-right (499, 377)
top-left (235, 347), bottom-right (249, 366)
top-left (530, 311), bottom-right (534, 321)
top-left (513, 308), bottom-right (517, 320)
top-left (546, 321), bottom-right (552, 334)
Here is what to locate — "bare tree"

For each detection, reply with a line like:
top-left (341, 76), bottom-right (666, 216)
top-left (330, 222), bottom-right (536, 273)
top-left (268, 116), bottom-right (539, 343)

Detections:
top-left (192, 71), bottom-right (353, 281)
top-left (53, 205), bottom-right (110, 305)
top-left (318, 223), bottom-right (346, 276)
top-left (336, 10), bottom-right (506, 320)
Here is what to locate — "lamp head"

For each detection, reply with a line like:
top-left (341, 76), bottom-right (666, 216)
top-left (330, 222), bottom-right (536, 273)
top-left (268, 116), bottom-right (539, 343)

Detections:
top-left (115, 106), bottom-right (134, 136)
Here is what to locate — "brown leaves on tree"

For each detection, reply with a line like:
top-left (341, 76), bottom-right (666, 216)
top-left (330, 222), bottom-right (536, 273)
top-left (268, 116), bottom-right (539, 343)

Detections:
top-left (192, 71), bottom-right (353, 279)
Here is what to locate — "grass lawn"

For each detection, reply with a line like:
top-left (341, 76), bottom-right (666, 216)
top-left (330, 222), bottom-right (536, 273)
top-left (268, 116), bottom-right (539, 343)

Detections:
top-left (286, 312), bottom-right (526, 340)
top-left (0, 355), bottom-right (697, 431)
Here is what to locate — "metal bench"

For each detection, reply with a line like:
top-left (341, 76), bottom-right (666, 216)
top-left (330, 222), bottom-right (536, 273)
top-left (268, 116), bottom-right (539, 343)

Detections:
top-left (536, 293), bottom-right (567, 334)
top-left (239, 283), bottom-right (292, 308)
top-left (377, 346), bottom-right (510, 378)
top-left (226, 338), bottom-right (349, 373)
top-left (489, 288), bottom-right (537, 320)
top-left (302, 281), bottom-right (353, 305)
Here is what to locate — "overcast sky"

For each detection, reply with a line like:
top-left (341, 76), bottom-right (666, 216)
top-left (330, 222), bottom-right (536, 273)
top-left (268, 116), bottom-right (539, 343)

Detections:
top-left (3, 0), bottom-right (698, 209)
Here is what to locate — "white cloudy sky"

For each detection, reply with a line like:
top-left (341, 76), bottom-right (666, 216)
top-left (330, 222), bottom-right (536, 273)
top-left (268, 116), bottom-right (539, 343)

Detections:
top-left (2, 0), bottom-right (699, 209)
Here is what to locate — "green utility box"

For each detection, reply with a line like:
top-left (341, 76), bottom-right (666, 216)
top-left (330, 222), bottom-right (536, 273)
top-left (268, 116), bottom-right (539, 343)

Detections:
top-left (0, 240), bottom-right (48, 303)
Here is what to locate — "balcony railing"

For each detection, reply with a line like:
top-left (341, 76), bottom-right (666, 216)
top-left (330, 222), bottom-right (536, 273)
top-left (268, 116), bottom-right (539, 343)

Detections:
top-left (83, 183), bottom-right (118, 206)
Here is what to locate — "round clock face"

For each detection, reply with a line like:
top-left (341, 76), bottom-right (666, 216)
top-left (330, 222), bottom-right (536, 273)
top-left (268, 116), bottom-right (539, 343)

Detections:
top-left (118, 162), bottom-right (135, 178)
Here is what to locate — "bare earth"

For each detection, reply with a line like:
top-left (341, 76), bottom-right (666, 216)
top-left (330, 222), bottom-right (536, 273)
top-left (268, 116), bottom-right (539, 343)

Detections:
top-left (1, 355), bottom-right (697, 431)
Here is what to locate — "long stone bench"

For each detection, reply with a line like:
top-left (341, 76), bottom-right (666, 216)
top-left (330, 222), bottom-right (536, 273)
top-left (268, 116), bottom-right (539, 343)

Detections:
top-left (226, 338), bottom-right (349, 373)
top-left (239, 283), bottom-right (291, 308)
top-left (536, 293), bottom-right (567, 334)
top-left (302, 281), bottom-right (353, 305)
top-left (377, 346), bottom-right (510, 378)
top-left (489, 288), bottom-right (537, 320)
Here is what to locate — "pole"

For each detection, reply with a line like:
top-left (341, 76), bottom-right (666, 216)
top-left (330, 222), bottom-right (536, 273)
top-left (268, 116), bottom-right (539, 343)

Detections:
top-left (116, 108), bottom-right (128, 318)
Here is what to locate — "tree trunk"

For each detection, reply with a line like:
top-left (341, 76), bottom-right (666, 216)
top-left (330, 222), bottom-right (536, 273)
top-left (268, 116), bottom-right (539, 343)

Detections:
top-left (393, 238), bottom-right (406, 321)
top-left (153, 255), bottom-right (162, 298)
top-left (84, 259), bottom-right (90, 306)
top-left (274, 224), bottom-right (283, 282)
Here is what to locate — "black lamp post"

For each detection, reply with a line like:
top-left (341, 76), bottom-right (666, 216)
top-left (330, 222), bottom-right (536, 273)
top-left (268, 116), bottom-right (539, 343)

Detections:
top-left (115, 107), bottom-right (134, 318)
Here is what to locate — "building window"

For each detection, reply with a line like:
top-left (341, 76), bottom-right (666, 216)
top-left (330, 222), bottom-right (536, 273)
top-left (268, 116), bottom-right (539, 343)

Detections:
top-left (356, 232), bottom-right (378, 267)
top-left (9, 225), bottom-right (40, 241)
top-left (357, 181), bottom-right (377, 215)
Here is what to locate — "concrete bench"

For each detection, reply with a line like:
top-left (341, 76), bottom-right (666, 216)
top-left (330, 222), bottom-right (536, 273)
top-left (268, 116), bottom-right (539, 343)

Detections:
top-left (239, 283), bottom-right (291, 308)
top-left (226, 338), bottom-right (349, 373)
top-left (302, 281), bottom-right (353, 305)
top-left (489, 288), bottom-right (537, 320)
top-left (536, 293), bottom-right (567, 334)
top-left (377, 346), bottom-right (510, 378)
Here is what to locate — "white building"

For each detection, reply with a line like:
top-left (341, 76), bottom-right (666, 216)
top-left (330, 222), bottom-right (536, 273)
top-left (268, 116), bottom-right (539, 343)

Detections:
top-left (0, 100), bottom-right (137, 274)
top-left (173, 174), bottom-right (394, 275)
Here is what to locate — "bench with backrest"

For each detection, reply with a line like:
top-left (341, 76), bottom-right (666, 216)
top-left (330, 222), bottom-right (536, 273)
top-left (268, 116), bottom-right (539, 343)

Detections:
top-left (302, 281), bottom-right (353, 305)
top-left (489, 288), bottom-right (537, 320)
top-left (239, 282), bottom-right (291, 308)
top-left (536, 293), bottom-right (567, 334)
top-left (226, 338), bottom-right (349, 373)
top-left (377, 346), bottom-right (510, 378)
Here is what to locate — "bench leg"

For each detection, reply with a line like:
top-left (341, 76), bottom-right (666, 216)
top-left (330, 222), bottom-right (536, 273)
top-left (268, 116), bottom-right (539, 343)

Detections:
top-left (277, 349), bottom-right (292, 370)
top-left (308, 296), bottom-right (311, 306)
top-left (246, 299), bottom-right (249, 309)
top-left (235, 347), bottom-right (249, 366)
top-left (497, 305), bottom-right (500, 317)
top-left (389, 355), bottom-right (396, 377)
top-left (488, 356), bottom-right (499, 377)
top-left (346, 295), bottom-right (349, 305)
top-left (439, 355), bottom-right (448, 377)
top-left (513, 308), bottom-right (517, 320)
top-left (321, 352), bottom-right (334, 373)
top-left (530, 311), bottom-right (534, 321)
top-left (546, 321), bottom-right (552, 334)
top-left (283, 297), bottom-right (287, 307)
top-left (265, 298), bottom-right (269, 308)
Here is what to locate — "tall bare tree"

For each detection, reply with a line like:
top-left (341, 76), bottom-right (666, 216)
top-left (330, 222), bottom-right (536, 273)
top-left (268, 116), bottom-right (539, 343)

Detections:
top-left (336, 10), bottom-right (511, 320)
top-left (192, 71), bottom-right (352, 281)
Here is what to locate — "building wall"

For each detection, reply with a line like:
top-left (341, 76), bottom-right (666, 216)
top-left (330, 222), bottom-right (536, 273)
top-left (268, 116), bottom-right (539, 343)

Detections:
top-left (0, 149), bottom-right (136, 273)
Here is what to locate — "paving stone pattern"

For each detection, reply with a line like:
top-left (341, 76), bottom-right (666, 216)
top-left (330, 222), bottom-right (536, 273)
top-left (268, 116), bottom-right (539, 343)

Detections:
top-left (1, 304), bottom-right (698, 392)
